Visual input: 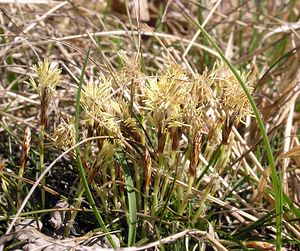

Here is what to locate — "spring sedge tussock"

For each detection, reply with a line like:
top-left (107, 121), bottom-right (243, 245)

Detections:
top-left (1, 3), bottom-right (299, 249)
top-left (23, 56), bottom-right (255, 248)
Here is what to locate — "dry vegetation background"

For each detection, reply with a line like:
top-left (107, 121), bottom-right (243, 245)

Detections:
top-left (0, 0), bottom-right (300, 250)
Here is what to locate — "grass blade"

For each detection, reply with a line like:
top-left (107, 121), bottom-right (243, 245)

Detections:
top-left (116, 152), bottom-right (137, 246)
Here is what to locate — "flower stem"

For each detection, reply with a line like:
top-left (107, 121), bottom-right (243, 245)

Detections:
top-left (64, 182), bottom-right (84, 237)
top-left (39, 125), bottom-right (45, 209)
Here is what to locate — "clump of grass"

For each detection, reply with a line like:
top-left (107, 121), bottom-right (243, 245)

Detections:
top-left (1, 53), bottom-right (294, 250)
top-left (1, 2), bottom-right (300, 251)
top-left (44, 56), bottom-right (255, 248)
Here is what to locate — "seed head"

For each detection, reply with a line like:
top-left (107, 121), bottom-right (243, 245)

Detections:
top-left (185, 72), bottom-right (214, 129)
top-left (52, 118), bottom-right (76, 150)
top-left (28, 58), bottom-right (61, 98)
top-left (212, 62), bottom-right (252, 122)
top-left (80, 76), bottom-right (120, 135)
top-left (20, 127), bottom-right (31, 168)
top-left (144, 64), bottom-right (190, 132)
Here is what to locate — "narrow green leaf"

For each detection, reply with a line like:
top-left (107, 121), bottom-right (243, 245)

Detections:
top-left (116, 153), bottom-right (137, 246)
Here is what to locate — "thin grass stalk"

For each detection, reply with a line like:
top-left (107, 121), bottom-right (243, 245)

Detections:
top-left (133, 161), bottom-right (142, 211)
top-left (124, 0), bottom-right (138, 51)
top-left (152, 129), bottom-right (168, 212)
top-left (152, 154), bottom-right (163, 214)
top-left (177, 140), bottom-right (194, 215)
top-left (39, 85), bottom-right (52, 210)
top-left (9, 207), bottom-right (80, 219)
top-left (154, 224), bottom-right (165, 251)
top-left (143, 187), bottom-right (150, 215)
top-left (92, 181), bottom-right (108, 212)
top-left (102, 166), bottom-right (108, 199)
top-left (178, 176), bottom-right (194, 216)
top-left (215, 144), bottom-right (226, 174)
top-left (158, 161), bottom-right (178, 229)
top-left (116, 153), bottom-right (137, 246)
top-left (159, 175), bottom-right (169, 206)
top-left (0, 175), bottom-right (16, 211)
top-left (203, 142), bottom-right (216, 164)
top-left (158, 135), bottom-right (173, 202)
top-left (142, 187), bottom-right (149, 239)
top-left (179, 130), bottom-right (202, 215)
top-left (195, 145), bottom-right (222, 189)
top-left (64, 182), bottom-right (84, 237)
top-left (110, 163), bottom-right (119, 209)
top-left (209, 145), bottom-right (227, 198)
top-left (159, 150), bottom-right (171, 205)
top-left (143, 148), bottom-right (151, 238)
top-left (217, 139), bottom-right (234, 176)
top-left (84, 122), bottom-right (93, 161)
top-left (74, 49), bottom-right (117, 248)
top-left (39, 125), bottom-right (45, 209)
top-left (182, 14), bottom-right (283, 249)
top-left (125, 164), bottom-right (137, 247)
top-left (175, 175), bottom-right (183, 213)
top-left (192, 175), bottom-right (215, 224)
top-left (175, 140), bottom-right (192, 213)
top-left (155, 132), bottom-right (179, 223)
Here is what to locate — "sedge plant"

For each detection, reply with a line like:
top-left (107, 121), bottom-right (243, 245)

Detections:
top-left (27, 59), bottom-right (61, 209)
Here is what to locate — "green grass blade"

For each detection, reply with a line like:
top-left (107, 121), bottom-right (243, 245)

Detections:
top-left (282, 192), bottom-right (300, 218)
top-left (74, 49), bottom-right (117, 248)
top-left (116, 152), bottom-right (137, 246)
top-left (196, 144), bottom-right (221, 184)
top-left (234, 209), bottom-right (276, 239)
top-left (180, 10), bottom-right (283, 250)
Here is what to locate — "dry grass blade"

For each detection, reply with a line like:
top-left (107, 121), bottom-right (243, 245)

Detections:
top-left (280, 145), bottom-right (300, 159)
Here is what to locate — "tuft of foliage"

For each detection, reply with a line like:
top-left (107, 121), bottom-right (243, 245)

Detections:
top-left (0, 1), bottom-right (300, 251)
